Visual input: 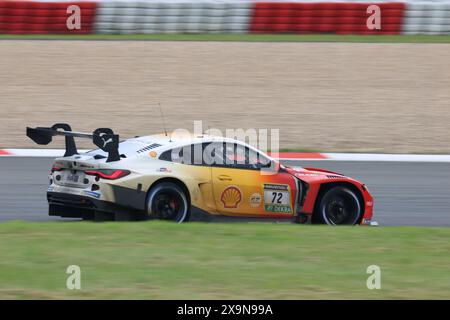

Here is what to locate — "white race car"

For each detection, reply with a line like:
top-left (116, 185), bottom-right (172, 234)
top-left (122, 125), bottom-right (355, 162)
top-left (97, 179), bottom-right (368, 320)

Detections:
top-left (26, 123), bottom-right (375, 225)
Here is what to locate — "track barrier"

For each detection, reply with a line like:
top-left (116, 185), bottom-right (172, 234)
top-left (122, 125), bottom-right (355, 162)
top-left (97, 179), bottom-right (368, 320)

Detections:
top-left (0, 1), bottom-right (449, 35)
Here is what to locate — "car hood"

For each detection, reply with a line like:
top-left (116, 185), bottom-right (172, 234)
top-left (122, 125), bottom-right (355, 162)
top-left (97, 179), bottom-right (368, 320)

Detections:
top-left (282, 166), bottom-right (356, 184)
top-left (285, 166), bottom-right (344, 177)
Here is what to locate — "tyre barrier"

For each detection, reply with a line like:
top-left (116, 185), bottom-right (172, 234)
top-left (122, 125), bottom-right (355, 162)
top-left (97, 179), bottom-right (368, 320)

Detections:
top-left (249, 2), bottom-right (405, 34)
top-left (95, 1), bottom-right (252, 34)
top-left (403, 2), bottom-right (450, 34)
top-left (0, 1), bottom-right (96, 34)
top-left (0, 0), bottom-right (449, 35)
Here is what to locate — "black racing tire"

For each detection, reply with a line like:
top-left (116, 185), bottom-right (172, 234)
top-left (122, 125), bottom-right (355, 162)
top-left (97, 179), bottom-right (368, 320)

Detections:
top-left (145, 182), bottom-right (190, 223)
top-left (316, 186), bottom-right (362, 225)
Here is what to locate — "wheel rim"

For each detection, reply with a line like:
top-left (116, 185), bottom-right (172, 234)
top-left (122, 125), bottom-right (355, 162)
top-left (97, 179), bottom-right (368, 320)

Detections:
top-left (322, 190), bottom-right (360, 225)
top-left (148, 187), bottom-right (187, 222)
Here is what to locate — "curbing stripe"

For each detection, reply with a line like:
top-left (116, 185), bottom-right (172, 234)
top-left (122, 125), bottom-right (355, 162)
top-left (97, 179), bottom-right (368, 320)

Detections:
top-left (322, 153), bottom-right (450, 163)
top-left (1, 149), bottom-right (450, 163)
top-left (268, 152), bottom-right (328, 159)
top-left (0, 149), bottom-right (12, 156)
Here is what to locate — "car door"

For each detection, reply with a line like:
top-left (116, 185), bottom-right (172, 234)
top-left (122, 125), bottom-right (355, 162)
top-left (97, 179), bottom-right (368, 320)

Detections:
top-left (211, 142), bottom-right (298, 217)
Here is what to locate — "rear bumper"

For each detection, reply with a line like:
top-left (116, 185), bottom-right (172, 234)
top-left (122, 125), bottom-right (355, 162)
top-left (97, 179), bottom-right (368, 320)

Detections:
top-left (47, 192), bottom-right (139, 219)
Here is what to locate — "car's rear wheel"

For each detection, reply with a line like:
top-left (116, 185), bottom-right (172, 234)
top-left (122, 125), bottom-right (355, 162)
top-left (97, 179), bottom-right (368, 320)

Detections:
top-left (317, 186), bottom-right (362, 225)
top-left (146, 182), bottom-right (189, 223)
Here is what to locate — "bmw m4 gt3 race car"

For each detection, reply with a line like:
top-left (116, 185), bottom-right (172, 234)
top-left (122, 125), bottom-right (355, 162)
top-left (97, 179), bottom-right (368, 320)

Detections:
top-left (27, 123), bottom-right (376, 225)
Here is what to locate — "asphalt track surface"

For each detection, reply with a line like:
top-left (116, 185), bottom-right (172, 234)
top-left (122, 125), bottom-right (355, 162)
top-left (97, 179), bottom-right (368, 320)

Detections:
top-left (0, 157), bottom-right (449, 226)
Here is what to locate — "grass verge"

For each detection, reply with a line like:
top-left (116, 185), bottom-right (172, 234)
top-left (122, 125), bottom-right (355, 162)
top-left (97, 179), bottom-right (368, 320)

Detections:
top-left (0, 221), bottom-right (449, 299)
top-left (1, 33), bottom-right (450, 43)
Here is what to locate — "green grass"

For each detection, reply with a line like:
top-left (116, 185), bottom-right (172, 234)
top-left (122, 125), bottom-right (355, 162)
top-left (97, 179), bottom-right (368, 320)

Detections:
top-left (1, 33), bottom-right (450, 43)
top-left (0, 221), bottom-right (449, 299)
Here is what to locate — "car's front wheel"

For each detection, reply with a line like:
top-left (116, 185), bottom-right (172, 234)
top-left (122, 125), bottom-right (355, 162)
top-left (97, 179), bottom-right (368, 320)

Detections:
top-left (146, 182), bottom-right (189, 223)
top-left (317, 186), bottom-right (362, 225)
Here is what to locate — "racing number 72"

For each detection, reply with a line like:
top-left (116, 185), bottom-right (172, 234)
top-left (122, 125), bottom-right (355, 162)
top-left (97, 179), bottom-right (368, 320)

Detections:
top-left (271, 192), bottom-right (283, 204)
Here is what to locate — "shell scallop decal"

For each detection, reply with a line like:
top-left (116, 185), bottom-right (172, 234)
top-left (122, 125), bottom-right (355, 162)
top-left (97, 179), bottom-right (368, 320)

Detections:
top-left (220, 186), bottom-right (242, 208)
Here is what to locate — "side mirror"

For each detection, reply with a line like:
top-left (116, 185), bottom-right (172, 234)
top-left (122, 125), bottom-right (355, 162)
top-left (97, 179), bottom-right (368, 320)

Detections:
top-left (258, 160), bottom-right (280, 175)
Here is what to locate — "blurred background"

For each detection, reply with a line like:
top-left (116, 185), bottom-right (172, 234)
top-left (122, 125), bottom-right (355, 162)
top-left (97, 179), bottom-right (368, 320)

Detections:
top-left (0, 0), bottom-right (449, 300)
top-left (0, 0), bottom-right (449, 153)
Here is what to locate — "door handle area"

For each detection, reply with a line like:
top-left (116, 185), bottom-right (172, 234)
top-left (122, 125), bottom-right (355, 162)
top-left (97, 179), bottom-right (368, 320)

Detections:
top-left (218, 175), bottom-right (232, 181)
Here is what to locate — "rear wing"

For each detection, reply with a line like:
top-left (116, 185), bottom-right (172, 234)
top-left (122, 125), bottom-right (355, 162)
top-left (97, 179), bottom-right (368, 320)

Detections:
top-left (26, 123), bottom-right (120, 162)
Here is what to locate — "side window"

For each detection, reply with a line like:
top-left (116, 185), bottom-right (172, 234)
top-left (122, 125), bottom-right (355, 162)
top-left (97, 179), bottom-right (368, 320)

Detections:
top-left (202, 142), bottom-right (225, 165)
top-left (159, 143), bottom-right (218, 166)
top-left (220, 143), bottom-right (271, 170)
top-left (159, 142), bottom-right (270, 169)
top-left (159, 146), bottom-right (190, 163)
top-left (159, 149), bottom-right (173, 162)
top-left (232, 144), bottom-right (257, 170)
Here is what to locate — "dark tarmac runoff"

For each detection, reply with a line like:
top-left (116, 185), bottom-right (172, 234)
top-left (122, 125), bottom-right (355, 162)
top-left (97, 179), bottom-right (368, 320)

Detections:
top-left (1, 157), bottom-right (449, 226)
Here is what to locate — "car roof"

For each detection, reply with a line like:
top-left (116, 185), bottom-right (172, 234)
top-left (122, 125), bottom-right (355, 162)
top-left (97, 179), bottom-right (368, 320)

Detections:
top-left (132, 132), bottom-right (254, 152)
top-left (85, 131), bottom-right (272, 161)
top-left (131, 132), bottom-right (274, 160)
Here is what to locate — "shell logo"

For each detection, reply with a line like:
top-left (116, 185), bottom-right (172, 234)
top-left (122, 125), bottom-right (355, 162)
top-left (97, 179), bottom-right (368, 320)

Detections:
top-left (220, 186), bottom-right (242, 209)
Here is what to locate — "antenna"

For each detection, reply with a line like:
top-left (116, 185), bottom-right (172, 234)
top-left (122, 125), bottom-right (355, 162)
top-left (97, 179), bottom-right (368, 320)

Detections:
top-left (158, 103), bottom-right (168, 137)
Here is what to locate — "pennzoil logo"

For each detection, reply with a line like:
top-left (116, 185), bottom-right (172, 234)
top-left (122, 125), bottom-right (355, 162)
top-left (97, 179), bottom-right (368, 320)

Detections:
top-left (220, 186), bottom-right (242, 209)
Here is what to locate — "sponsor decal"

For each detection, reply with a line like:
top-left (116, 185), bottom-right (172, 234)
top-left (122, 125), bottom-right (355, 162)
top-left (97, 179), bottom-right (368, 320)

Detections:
top-left (220, 186), bottom-right (242, 209)
top-left (149, 151), bottom-right (157, 158)
top-left (52, 186), bottom-right (84, 195)
top-left (156, 167), bottom-right (171, 173)
top-left (362, 218), bottom-right (378, 226)
top-left (83, 190), bottom-right (101, 199)
top-left (99, 133), bottom-right (113, 148)
top-left (295, 173), bottom-right (318, 177)
top-left (263, 183), bottom-right (292, 214)
top-left (249, 193), bottom-right (262, 207)
top-left (79, 164), bottom-right (94, 169)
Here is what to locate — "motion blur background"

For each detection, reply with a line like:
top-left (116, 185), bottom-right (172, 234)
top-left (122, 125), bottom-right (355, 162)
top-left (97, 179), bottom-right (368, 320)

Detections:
top-left (0, 0), bottom-right (449, 299)
top-left (1, 0), bottom-right (450, 152)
